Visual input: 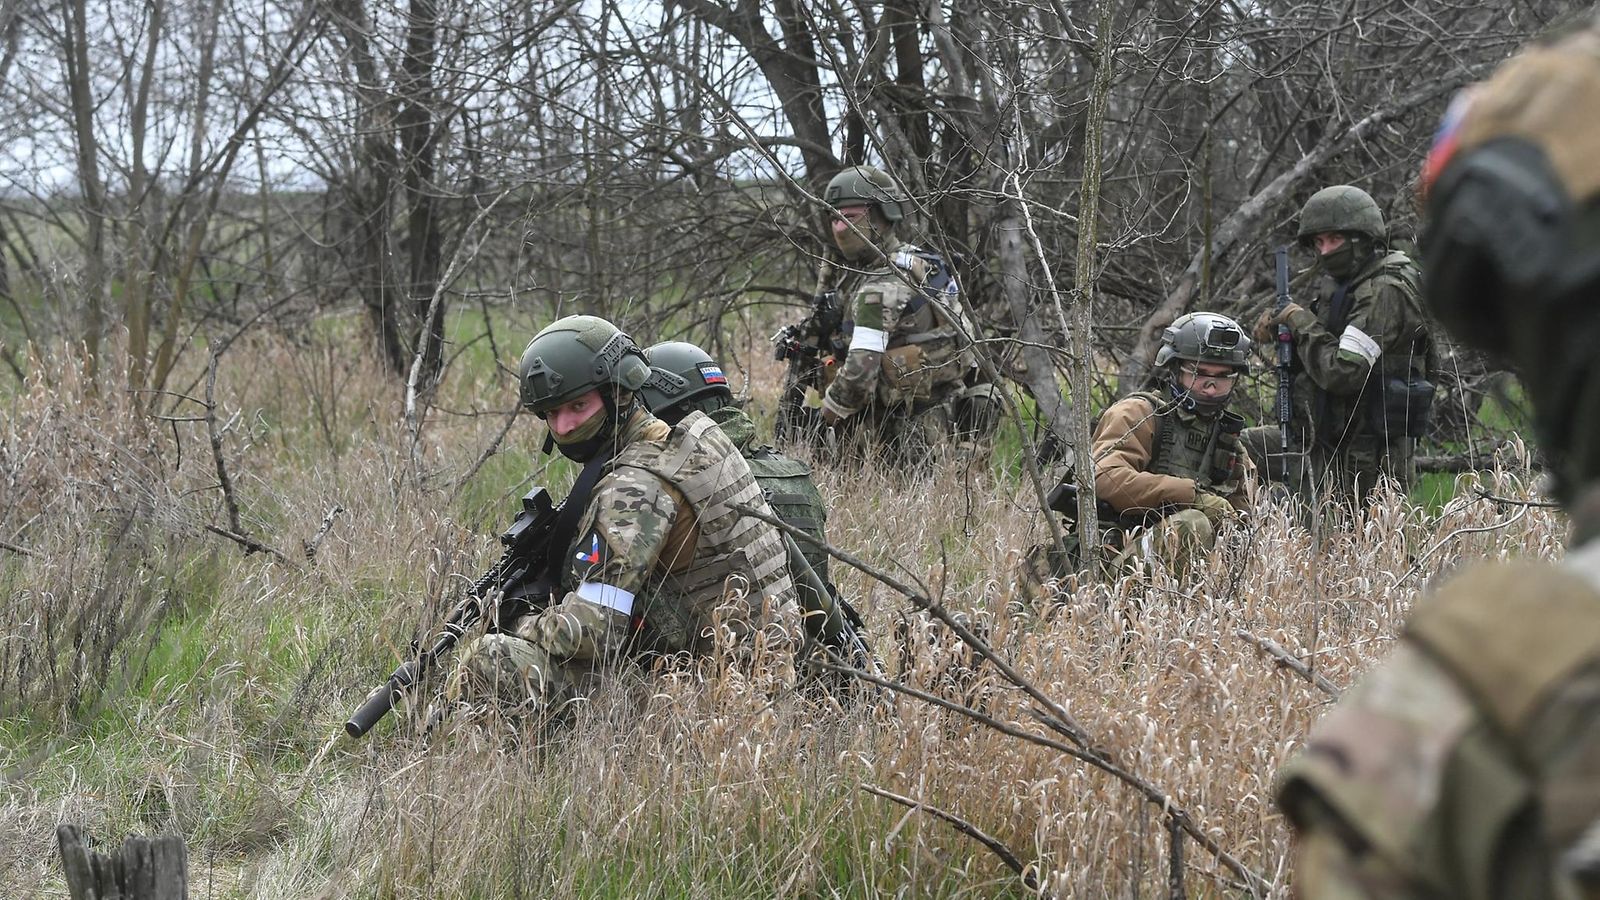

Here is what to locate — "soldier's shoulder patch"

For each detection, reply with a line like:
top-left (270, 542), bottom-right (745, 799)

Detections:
top-left (575, 531), bottom-right (605, 566)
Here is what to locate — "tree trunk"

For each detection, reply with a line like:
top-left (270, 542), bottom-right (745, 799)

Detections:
top-left (57, 825), bottom-right (188, 900)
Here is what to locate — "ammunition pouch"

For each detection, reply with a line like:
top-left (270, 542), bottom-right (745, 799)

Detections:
top-left (881, 344), bottom-right (932, 395)
top-left (1367, 374), bottom-right (1436, 440)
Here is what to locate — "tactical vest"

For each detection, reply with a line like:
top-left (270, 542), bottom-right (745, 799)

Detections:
top-left (745, 447), bottom-right (830, 583)
top-left (610, 412), bottom-right (797, 653)
top-left (837, 242), bottom-right (973, 404)
top-left (1126, 391), bottom-right (1245, 490)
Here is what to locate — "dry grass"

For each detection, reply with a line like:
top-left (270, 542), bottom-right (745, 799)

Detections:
top-left (0, 333), bottom-right (1565, 898)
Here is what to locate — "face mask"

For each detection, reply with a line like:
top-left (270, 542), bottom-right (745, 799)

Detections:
top-left (550, 397), bottom-right (624, 462)
top-left (1319, 237), bottom-right (1370, 281)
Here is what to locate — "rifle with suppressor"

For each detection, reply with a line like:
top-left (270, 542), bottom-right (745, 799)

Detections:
top-left (1273, 247), bottom-right (1296, 455)
top-left (345, 487), bottom-right (562, 738)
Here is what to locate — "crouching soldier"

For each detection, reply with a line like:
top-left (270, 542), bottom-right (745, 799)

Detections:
top-left (440, 316), bottom-right (800, 725)
top-left (1019, 313), bottom-right (1254, 595)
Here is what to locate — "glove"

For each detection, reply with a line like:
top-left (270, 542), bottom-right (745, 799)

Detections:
top-left (1252, 303), bottom-right (1309, 344)
top-left (1191, 489), bottom-right (1235, 527)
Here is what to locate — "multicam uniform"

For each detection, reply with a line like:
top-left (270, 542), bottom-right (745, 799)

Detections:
top-left (1244, 251), bottom-right (1434, 505)
top-left (819, 236), bottom-right (979, 460)
top-left (447, 409), bottom-right (799, 714)
top-left (1277, 508), bottom-right (1600, 899)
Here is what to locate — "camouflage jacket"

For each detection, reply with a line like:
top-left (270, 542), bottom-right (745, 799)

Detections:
top-left (1276, 492), bottom-right (1600, 899)
top-left (1091, 392), bottom-right (1253, 516)
top-left (820, 236), bottom-right (969, 418)
top-left (516, 408), bottom-right (798, 660)
top-left (1282, 250), bottom-right (1433, 449)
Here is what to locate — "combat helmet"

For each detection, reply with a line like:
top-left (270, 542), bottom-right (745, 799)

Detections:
top-left (518, 315), bottom-right (652, 414)
top-left (1420, 20), bottom-right (1600, 504)
top-left (639, 341), bottom-right (733, 424)
top-left (1154, 312), bottom-right (1253, 371)
top-left (1152, 312), bottom-right (1251, 415)
top-left (823, 165), bottom-right (908, 222)
top-left (1297, 185), bottom-right (1387, 244)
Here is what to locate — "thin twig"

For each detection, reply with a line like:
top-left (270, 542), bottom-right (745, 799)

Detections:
top-left (452, 407), bottom-right (520, 498)
top-left (1390, 505), bottom-right (1530, 590)
top-left (0, 538), bottom-right (34, 557)
top-left (861, 784), bottom-right (1046, 897)
top-left (734, 502), bottom-right (1094, 751)
top-left (205, 348), bottom-right (245, 539)
top-left (203, 524), bottom-right (290, 564)
top-left (750, 503), bottom-right (1272, 896)
top-left (1473, 487), bottom-right (1561, 509)
top-left (1237, 629), bottom-right (1341, 699)
top-left (807, 658), bottom-right (1270, 898)
top-left (303, 505), bottom-right (344, 562)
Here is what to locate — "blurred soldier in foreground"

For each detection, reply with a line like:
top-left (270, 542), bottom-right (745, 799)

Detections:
top-left (774, 164), bottom-right (999, 466)
top-left (1244, 183), bottom-right (1436, 508)
top-left (441, 316), bottom-right (798, 723)
top-left (1276, 19), bottom-right (1600, 898)
top-left (1020, 313), bottom-right (1253, 592)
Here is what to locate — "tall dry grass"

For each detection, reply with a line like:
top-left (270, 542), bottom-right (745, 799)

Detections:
top-left (0, 332), bottom-right (1566, 898)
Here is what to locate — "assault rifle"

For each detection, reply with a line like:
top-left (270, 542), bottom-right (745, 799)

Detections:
top-left (1273, 247), bottom-right (1295, 454)
top-left (344, 487), bottom-right (562, 738)
top-left (771, 290), bottom-right (846, 442)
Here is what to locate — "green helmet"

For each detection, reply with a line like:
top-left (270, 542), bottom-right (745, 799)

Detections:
top-left (517, 315), bottom-right (652, 415)
top-left (823, 165), bottom-right (908, 222)
top-left (1297, 185), bottom-right (1386, 243)
top-left (1153, 312), bottom-right (1253, 371)
top-left (639, 341), bottom-right (732, 423)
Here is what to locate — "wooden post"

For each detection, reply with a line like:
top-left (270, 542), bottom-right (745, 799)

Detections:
top-left (58, 824), bottom-right (188, 900)
top-left (1167, 813), bottom-right (1185, 900)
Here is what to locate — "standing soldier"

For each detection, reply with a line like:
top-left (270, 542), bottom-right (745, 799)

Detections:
top-left (441, 316), bottom-right (798, 722)
top-left (813, 164), bottom-right (998, 465)
top-left (1021, 313), bottom-right (1254, 590)
top-left (1244, 186), bottom-right (1436, 508)
top-left (1277, 19), bottom-right (1600, 897)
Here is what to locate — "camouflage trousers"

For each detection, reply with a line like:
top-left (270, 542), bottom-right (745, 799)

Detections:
top-left (1016, 509), bottom-right (1219, 601)
top-left (1241, 426), bottom-right (1415, 510)
top-left (835, 388), bottom-right (997, 471)
top-left (441, 594), bottom-right (632, 723)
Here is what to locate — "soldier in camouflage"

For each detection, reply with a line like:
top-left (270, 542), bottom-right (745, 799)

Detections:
top-left (639, 340), bottom-right (832, 585)
top-left (1276, 18), bottom-right (1600, 898)
top-left (1243, 184), bottom-right (1436, 508)
top-left (815, 164), bottom-right (999, 466)
top-left (1021, 313), bottom-right (1254, 591)
top-left (442, 316), bottom-right (799, 722)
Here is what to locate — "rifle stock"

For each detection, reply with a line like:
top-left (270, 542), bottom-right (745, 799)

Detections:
top-left (344, 487), bottom-right (561, 739)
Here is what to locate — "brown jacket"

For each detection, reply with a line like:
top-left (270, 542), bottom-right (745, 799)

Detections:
top-left (1090, 396), bottom-right (1253, 514)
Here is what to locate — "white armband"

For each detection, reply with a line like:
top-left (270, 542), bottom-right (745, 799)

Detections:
top-left (1338, 325), bottom-right (1382, 366)
top-left (575, 581), bottom-right (636, 616)
top-left (848, 326), bottom-right (889, 353)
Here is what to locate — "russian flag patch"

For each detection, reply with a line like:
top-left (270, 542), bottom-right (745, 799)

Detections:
top-left (698, 363), bottom-right (728, 386)
top-left (575, 532), bottom-right (603, 566)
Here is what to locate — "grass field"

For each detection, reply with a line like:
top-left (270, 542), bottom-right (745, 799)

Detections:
top-left (0, 327), bottom-right (1564, 898)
